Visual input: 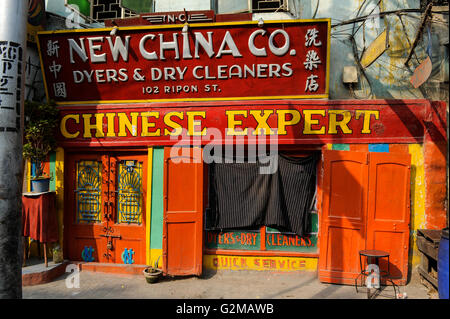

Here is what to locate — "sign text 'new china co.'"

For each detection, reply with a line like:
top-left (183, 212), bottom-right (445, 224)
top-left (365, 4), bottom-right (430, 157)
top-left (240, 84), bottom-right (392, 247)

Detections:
top-left (37, 20), bottom-right (330, 103)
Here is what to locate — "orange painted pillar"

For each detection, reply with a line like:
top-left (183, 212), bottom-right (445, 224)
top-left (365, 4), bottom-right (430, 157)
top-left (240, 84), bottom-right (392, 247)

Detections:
top-left (423, 101), bottom-right (448, 229)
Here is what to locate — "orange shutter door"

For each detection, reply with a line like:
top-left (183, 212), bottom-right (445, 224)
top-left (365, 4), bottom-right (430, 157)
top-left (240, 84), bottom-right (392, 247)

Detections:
top-left (319, 150), bottom-right (368, 284)
top-left (366, 152), bottom-right (411, 285)
top-left (163, 147), bottom-right (204, 276)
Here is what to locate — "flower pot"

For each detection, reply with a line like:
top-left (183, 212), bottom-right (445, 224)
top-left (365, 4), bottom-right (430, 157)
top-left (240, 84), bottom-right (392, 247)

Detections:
top-left (52, 245), bottom-right (63, 264)
top-left (31, 178), bottom-right (50, 193)
top-left (143, 267), bottom-right (162, 284)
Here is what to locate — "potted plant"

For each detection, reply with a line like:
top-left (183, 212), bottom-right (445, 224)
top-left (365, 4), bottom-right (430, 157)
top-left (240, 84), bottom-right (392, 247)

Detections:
top-left (143, 256), bottom-right (162, 284)
top-left (23, 100), bottom-right (59, 193)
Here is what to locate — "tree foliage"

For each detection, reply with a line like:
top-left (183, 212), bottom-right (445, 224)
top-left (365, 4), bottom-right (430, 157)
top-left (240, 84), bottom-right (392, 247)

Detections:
top-left (22, 100), bottom-right (59, 178)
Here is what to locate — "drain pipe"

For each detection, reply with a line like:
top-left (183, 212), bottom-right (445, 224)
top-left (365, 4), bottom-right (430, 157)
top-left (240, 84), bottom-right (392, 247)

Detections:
top-left (0, 0), bottom-right (28, 299)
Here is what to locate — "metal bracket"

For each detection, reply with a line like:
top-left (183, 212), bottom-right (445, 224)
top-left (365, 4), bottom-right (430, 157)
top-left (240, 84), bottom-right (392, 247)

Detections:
top-left (100, 234), bottom-right (122, 239)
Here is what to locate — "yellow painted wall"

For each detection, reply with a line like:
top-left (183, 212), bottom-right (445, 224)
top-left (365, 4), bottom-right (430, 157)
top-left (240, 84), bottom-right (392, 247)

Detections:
top-left (146, 147), bottom-right (153, 266)
top-left (408, 144), bottom-right (426, 268)
top-left (26, 160), bottom-right (31, 192)
top-left (149, 249), bottom-right (163, 268)
top-left (55, 147), bottom-right (65, 251)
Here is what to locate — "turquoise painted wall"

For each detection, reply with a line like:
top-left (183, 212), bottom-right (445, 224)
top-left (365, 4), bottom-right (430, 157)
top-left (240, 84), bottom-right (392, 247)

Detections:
top-left (150, 147), bottom-right (164, 250)
top-left (49, 151), bottom-right (56, 191)
top-left (331, 144), bottom-right (350, 151)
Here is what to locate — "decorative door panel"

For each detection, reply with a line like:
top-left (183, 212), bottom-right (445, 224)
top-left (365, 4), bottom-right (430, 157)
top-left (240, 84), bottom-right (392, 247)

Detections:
top-left (65, 154), bottom-right (107, 262)
top-left (65, 152), bottom-right (147, 265)
top-left (163, 147), bottom-right (203, 276)
top-left (75, 160), bottom-right (103, 224)
top-left (109, 155), bottom-right (147, 265)
top-left (369, 230), bottom-right (409, 281)
top-left (325, 154), bottom-right (368, 224)
top-left (73, 237), bottom-right (102, 263)
top-left (323, 225), bottom-right (366, 279)
top-left (116, 159), bottom-right (144, 224)
top-left (319, 150), bottom-right (368, 284)
top-left (166, 221), bottom-right (201, 275)
top-left (366, 152), bottom-right (411, 285)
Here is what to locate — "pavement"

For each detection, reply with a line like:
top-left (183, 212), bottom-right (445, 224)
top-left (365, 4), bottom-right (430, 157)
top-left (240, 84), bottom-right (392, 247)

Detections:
top-left (22, 267), bottom-right (436, 299)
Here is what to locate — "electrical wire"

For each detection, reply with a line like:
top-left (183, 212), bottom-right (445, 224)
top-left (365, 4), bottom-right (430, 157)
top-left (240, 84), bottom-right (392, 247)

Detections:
top-left (397, 13), bottom-right (421, 64)
top-left (351, 0), bottom-right (370, 36)
top-left (332, 25), bottom-right (361, 35)
top-left (349, 34), bottom-right (374, 99)
top-left (348, 0), bottom-right (376, 99)
top-left (357, 0), bottom-right (382, 60)
top-left (312, 0), bottom-right (320, 19)
top-left (331, 8), bottom-right (448, 28)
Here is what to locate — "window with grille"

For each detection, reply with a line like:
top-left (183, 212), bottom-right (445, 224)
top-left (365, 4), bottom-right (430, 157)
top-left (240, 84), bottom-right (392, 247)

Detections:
top-left (251, 0), bottom-right (287, 12)
top-left (215, 0), bottom-right (288, 14)
top-left (66, 0), bottom-right (155, 22)
top-left (76, 160), bottom-right (102, 224)
top-left (117, 160), bottom-right (143, 224)
top-left (92, 0), bottom-right (137, 21)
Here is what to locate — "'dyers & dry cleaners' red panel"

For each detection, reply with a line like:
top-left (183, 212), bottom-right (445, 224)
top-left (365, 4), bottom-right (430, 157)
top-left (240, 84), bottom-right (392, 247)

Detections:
top-left (37, 20), bottom-right (330, 103)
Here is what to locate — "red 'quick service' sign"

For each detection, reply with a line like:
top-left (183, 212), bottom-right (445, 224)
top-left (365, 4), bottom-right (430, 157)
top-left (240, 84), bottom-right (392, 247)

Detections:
top-left (37, 20), bottom-right (330, 104)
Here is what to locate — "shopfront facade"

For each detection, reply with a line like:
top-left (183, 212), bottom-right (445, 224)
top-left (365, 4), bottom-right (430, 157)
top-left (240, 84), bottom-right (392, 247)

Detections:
top-left (33, 11), bottom-right (448, 285)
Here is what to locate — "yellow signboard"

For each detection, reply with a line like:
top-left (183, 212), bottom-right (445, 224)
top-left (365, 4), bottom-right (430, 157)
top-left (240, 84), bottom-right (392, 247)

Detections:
top-left (204, 254), bottom-right (318, 272)
top-left (360, 28), bottom-right (390, 69)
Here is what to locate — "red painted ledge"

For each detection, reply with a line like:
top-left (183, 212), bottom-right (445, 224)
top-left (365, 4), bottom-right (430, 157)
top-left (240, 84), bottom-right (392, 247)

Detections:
top-left (73, 262), bottom-right (148, 275)
top-left (22, 261), bottom-right (69, 286)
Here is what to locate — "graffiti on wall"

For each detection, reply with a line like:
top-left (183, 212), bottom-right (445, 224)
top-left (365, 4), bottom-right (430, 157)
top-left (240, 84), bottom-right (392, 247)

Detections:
top-left (0, 41), bottom-right (22, 132)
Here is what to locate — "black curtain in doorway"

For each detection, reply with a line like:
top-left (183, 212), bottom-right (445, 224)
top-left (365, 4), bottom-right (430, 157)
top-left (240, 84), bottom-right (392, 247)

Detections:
top-left (210, 154), bottom-right (318, 237)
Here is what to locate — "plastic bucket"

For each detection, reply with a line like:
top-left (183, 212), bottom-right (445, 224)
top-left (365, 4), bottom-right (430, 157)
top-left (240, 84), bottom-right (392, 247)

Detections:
top-left (438, 228), bottom-right (449, 299)
top-left (31, 178), bottom-right (50, 193)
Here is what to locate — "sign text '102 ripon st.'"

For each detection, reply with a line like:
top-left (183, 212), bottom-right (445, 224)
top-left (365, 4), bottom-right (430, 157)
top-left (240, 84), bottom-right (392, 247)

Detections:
top-left (37, 20), bottom-right (330, 103)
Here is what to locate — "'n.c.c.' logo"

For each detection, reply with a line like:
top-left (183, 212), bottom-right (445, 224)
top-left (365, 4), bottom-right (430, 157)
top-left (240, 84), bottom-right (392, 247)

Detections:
top-left (121, 248), bottom-right (135, 264)
top-left (81, 246), bottom-right (95, 262)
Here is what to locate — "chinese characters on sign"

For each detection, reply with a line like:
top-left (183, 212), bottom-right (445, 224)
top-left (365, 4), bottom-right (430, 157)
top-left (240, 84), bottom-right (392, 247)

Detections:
top-left (46, 40), bottom-right (67, 98)
top-left (0, 41), bottom-right (22, 132)
top-left (37, 20), bottom-right (330, 103)
top-left (304, 28), bottom-right (323, 93)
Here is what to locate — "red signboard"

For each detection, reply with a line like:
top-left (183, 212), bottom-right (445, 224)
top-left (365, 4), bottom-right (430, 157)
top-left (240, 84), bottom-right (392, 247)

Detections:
top-left (104, 10), bottom-right (216, 27)
top-left (410, 56), bottom-right (432, 88)
top-left (57, 99), bottom-right (440, 148)
top-left (37, 20), bottom-right (330, 104)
